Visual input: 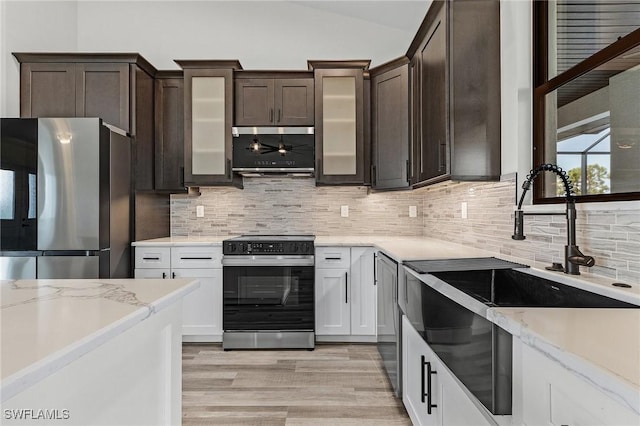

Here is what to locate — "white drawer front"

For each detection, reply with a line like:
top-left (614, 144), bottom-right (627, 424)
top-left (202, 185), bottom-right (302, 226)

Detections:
top-left (171, 246), bottom-right (222, 269)
top-left (134, 247), bottom-right (171, 269)
top-left (315, 247), bottom-right (351, 269)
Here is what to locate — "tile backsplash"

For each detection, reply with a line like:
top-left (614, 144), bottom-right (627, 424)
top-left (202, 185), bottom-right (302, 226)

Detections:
top-left (170, 177), bottom-right (424, 236)
top-left (418, 177), bottom-right (640, 285)
top-left (170, 176), bottom-right (640, 284)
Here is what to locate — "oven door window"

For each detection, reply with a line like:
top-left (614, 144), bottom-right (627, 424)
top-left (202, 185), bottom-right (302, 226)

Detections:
top-left (223, 266), bottom-right (314, 331)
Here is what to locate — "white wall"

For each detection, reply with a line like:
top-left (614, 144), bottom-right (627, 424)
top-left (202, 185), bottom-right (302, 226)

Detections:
top-left (76, 1), bottom-right (426, 70)
top-left (500, 0), bottom-right (532, 202)
top-left (1, 0), bottom-right (78, 117)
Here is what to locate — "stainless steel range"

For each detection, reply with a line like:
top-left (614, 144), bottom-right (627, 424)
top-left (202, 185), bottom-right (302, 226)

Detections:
top-left (222, 235), bottom-right (315, 349)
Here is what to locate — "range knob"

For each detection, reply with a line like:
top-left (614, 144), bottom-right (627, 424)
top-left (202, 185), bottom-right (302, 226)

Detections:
top-left (291, 243), bottom-right (299, 253)
top-left (228, 243), bottom-right (236, 252)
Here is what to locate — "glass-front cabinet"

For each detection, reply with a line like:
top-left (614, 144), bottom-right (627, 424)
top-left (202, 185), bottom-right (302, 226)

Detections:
top-left (176, 60), bottom-right (242, 187)
top-left (311, 61), bottom-right (368, 185)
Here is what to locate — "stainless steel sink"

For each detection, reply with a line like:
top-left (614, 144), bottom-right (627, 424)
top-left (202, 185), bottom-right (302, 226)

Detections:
top-left (430, 268), bottom-right (637, 308)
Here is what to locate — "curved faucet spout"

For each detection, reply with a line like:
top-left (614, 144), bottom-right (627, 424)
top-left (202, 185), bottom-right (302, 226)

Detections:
top-left (516, 163), bottom-right (575, 210)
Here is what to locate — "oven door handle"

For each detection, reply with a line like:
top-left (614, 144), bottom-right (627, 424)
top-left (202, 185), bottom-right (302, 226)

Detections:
top-left (222, 255), bottom-right (315, 267)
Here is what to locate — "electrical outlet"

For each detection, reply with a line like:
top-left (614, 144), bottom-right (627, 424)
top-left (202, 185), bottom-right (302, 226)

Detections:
top-left (196, 205), bottom-right (204, 218)
top-left (409, 206), bottom-right (417, 218)
top-left (461, 202), bottom-right (468, 219)
top-left (341, 205), bottom-right (349, 218)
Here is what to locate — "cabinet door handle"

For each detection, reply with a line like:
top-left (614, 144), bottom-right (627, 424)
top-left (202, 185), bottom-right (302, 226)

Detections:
top-left (180, 166), bottom-right (185, 188)
top-left (270, 108), bottom-right (274, 123)
top-left (439, 141), bottom-right (446, 172)
top-left (172, 272), bottom-right (176, 279)
top-left (406, 159), bottom-right (410, 183)
top-left (162, 272), bottom-right (167, 279)
top-left (277, 109), bottom-right (281, 123)
top-left (373, 253), bottom-right (377, 285)
top-left (372, 165), bottom-right (377, 186)
top-left (345, 272), bottom-right (348, 303)
top-left (421, 357), bottom-right (438, 414)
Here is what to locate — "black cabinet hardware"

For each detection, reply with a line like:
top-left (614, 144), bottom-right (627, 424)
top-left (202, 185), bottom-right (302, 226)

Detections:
top-left (373, 253), bottom-right (377, 285)
top-left (172, 272), bottom-right (176, 279)
top-left (421, 356), bottom-right (437, 414)
top-left (143, 257), bottom-right (160, 260)
top-left (162, 272), bottom-right (167, 279)
top-left (406, 159), bottom-right (410, 182)
top-left (345, 272), bottom-right (348, 303)
top-left (325, 257), bottom-right (342, 261)
top-left (180, 257), bottom-right (213, 260)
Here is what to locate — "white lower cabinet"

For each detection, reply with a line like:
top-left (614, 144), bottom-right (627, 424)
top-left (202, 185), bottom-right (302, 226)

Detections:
top-left (172, 268), bottom-right (222, 341)
top-left (403, 315), bottom-right (442, 426)
top-left (402, 315), bottom-right (492, 426)
top-left (134, 245), bottom-right (222, 342)
top-left (518, 341), bottom-right (639, 426)
top-left (315, 268), bottom-right (351, 335)
top-left (315, 246), bottom-right (376, 340)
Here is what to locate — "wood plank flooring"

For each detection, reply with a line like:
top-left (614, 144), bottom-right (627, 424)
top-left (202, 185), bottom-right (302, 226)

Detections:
top-left (182, 343), bottom-right (411, 425)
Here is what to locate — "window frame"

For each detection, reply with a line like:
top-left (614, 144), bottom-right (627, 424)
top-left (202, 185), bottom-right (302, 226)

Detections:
top-left (532, 1), bottom-right (640, 204)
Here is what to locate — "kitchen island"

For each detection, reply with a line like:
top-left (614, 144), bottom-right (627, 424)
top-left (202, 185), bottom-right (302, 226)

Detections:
top-left (1, 278), bottom-right (199, 426)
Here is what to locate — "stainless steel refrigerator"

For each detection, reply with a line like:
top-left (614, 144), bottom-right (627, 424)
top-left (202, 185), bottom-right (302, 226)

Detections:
top-left (1, 117), bottom-right (131, 279)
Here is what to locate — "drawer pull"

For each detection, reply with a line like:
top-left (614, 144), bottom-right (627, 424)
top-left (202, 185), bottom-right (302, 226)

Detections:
top-left (180, 257), bottom-right (213, 260)
top-left (325, 257), bottom-right (342, 261)
top-left (143, 257), bottom-right (160, 260)
top-left (421, 356), bottom-right (438, 414)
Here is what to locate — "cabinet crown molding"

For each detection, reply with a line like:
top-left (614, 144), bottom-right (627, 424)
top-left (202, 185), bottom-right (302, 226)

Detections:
top-left (12, 52), bottom-right (157, 77)
top-left (307, 60), bottom-right (371, 70)
top-left (369, 56), bottom-right (410, 77)
top-left (174, 59), bottom-right (243, 70)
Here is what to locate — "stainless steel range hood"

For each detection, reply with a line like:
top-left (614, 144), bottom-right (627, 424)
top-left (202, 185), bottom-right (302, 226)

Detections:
top-left (232, 127), bottom-right (315, 176)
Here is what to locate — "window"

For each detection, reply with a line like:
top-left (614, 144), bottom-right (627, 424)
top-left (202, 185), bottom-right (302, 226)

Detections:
top-left (533, 1), bottom-right (640, 203)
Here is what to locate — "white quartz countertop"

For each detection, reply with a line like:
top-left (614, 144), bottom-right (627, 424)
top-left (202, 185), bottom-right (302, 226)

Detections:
top-left (488, 307), bottom-right (640, 414)
top-left (132, 235), bottom-right (231, 246)
top-left (315, 235), bottom-right (494, 261)
top-left (133, 235), bottom-right (492, 262)
top-left (0, 278), bottom-right (199, 402)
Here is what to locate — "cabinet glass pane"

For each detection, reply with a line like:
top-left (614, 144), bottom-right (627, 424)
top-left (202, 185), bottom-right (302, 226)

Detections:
top-left (192, 77), bottom-right (225, 175)
top-left (0, 169), bottom-right (15, 219)
top-left (322, 76), bottom-right (356, 175)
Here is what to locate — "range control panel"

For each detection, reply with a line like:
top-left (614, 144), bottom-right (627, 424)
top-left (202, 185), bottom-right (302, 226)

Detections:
top-left (223, 240), bottom-right (314, 255)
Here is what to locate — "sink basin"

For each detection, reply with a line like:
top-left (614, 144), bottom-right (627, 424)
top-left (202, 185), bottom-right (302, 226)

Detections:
top-left (430, 269), bottom-right (637, 308)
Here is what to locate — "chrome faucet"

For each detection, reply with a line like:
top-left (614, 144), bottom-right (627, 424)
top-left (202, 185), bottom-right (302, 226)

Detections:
top-left (512, 163), bottom-right (595, 275)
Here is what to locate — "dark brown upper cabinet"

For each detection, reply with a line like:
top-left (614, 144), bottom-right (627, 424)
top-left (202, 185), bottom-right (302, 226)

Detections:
top-left (370, 58), bottom-right (410, 190)
top-left (13, 52), bottom-right (157, 191)
top-left (407, 0), bottom-right (501, 186)
top-left (234, 73), bottom-right (314, 126)
top-left (309, 60), bottom-right (370, 185)
top-left (154, 71), bottom-right (186, 192)
top-left (411, 2), bottom-right (449, 185)
top-left (176, 60), bottom-right (243, 188)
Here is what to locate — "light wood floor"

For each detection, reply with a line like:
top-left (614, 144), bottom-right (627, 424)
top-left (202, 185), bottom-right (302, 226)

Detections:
top-left (182, 343), bottom-right (411, 425)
